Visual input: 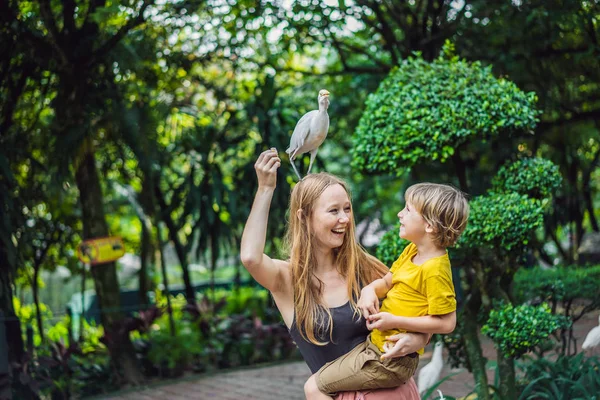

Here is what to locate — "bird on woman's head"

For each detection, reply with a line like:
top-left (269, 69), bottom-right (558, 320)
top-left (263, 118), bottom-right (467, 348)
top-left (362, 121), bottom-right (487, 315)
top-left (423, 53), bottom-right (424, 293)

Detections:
top-left (286, 89), bottom-right (330, 180)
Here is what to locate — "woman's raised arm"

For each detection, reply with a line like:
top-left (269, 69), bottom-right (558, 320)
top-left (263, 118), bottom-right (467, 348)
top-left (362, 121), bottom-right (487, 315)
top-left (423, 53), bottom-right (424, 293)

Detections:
top-left (240, 148), bottom-right (288, 293)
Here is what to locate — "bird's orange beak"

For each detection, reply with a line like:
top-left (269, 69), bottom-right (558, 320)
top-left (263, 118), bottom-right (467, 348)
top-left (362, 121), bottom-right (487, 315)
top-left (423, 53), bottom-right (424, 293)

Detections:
top-left (320, 90), bottom-right (330, 97)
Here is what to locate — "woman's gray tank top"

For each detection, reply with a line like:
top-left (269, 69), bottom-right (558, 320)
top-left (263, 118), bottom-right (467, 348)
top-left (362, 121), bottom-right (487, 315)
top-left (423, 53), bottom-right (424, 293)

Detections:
top-left (289, 301), bottom-right (370, 373)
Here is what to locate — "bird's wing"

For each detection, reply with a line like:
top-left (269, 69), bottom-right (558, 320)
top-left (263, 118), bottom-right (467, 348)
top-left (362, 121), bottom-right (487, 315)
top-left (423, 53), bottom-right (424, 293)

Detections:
top-left (582, 326), bottom-right (600, 348)
top-left (286, 110), bottom-right (317, 156)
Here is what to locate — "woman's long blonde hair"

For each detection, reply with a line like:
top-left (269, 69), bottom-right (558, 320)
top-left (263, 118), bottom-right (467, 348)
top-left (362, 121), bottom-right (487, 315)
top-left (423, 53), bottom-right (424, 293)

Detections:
top-left (285, 173), bottom-right (388, 345)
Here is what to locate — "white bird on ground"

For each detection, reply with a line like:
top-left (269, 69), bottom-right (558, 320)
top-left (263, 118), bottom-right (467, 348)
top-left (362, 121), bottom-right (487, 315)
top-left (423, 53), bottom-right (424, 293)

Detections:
top-left (418, 341), bottom-right (445, 396)
top-left (582, 315), bottom-right (600, 352)
top-left (286, 89), bottom-right (330, 179)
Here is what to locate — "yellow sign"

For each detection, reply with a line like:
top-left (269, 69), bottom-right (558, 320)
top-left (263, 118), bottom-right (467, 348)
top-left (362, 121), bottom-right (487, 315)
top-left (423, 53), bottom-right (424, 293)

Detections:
top-left (77, 236), bottom-right (125, 265)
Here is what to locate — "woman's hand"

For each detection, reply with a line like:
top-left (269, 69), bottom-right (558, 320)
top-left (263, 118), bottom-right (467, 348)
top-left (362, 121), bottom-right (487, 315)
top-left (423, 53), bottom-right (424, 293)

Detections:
top-left (358, 286), bottom-right (379, 319)
top-left (255, 148), bottom-right (281, 189)
top-left (381, 332), bottom-right (429, 360)
top-left (366, 312), bottom-right (397, 331)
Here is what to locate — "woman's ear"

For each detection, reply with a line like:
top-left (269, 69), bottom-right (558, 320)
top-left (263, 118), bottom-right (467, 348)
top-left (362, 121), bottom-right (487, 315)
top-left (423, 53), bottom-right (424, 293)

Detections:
top-left (296, 209), bottom-right (303, 221)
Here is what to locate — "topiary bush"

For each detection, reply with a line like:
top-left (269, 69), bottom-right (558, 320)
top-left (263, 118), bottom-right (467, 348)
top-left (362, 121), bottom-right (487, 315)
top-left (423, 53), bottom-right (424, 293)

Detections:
top-left (352, 42), bottom-right (539, 175)
top-left (482, 302), bottom-right (570, 359)
top-left (492, 157), bottom-right (562, 200)
top-left (458, 193), bottom-right (544, 253)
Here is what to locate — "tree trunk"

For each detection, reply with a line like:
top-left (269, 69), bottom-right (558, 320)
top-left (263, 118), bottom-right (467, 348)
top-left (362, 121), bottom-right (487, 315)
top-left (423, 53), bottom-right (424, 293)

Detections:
top-left (463, 309), bottom-right (490, 400)
top-left (75, 149), bottom-right (143, 385)
top-left (497, 349), bottom-right (516, 400)
top-left (154, 187), bottom-right (195, 303)
top-left (452, 148), bottom-right (469, 192)
top-left (156, 223), bottom-right (176, 336)
top-left (0, 267), bottom-right (23, 400)
top-left (32, 266), bottom-right (44, 343)
top-left (139, 223), bottom-right (151, 307)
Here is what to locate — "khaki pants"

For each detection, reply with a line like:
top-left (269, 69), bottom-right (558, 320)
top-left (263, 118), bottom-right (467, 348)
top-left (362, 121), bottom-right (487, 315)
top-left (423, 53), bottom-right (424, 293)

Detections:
top-left (316, 335), bottom-right (419, 396)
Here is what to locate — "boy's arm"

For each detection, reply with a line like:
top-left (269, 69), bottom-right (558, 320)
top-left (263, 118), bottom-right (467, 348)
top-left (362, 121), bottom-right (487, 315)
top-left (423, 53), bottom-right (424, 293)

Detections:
top-left (367, 310), bottom-right (456, 334)
top-left (357, 272), bottom-right (393, 318)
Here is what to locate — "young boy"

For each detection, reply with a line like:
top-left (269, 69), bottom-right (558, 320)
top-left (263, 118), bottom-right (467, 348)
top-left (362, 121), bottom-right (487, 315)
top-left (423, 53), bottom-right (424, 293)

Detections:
top-left (305, 183), bottom-right (469, 399)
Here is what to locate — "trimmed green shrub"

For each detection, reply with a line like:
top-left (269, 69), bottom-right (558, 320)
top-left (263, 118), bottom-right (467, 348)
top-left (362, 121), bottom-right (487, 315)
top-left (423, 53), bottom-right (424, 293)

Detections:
top-left (513, 265), bottom-right (600, 306)
top-left (492, 157), bottom-right (562, 200)
top-left (352, 42), bottom-right (539, 174)
top-left (458, 192), bottom-right (544, 253)
top-left (482, 302), bottom-right (570, 359)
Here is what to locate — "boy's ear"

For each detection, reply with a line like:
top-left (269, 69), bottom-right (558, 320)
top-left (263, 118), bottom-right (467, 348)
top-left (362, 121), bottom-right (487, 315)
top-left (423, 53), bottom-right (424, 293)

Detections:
top-left (425, 222), bottom-right (436, 234)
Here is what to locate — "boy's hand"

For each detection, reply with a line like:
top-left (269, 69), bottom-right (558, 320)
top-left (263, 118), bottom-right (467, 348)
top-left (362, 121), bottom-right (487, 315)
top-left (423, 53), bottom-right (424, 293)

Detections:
top-left (358, 287), bottom-right (379, 319)
top-left (366, 312), bottom-right (398, 331)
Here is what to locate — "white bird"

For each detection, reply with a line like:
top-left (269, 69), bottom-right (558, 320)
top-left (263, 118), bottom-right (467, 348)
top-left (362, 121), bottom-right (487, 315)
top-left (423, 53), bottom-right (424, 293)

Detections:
top-left (582, 315), bottom-right (600, 352)
top-left (418, 341), bottom-right (445, 396)
top-left (286, 89), bottom-right (330, 179)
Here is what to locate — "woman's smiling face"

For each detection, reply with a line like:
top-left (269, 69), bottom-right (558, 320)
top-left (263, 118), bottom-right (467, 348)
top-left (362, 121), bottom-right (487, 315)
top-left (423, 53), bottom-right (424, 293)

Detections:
top-left (310, 184), bottom-right (352, 251)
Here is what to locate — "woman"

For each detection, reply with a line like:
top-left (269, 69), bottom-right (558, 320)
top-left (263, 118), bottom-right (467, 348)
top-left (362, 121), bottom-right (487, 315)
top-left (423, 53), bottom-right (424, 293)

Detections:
top-left (241, 149), bottom-right (426, 399)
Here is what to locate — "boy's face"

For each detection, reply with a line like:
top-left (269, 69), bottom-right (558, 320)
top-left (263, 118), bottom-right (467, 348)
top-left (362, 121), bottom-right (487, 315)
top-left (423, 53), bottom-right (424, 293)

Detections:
top-left (397, 201), bottom-right (430, 243)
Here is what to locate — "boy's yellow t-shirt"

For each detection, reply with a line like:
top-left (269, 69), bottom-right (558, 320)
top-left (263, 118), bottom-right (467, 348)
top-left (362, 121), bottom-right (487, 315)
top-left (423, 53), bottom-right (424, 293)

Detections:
top-left (370, 243), bottom-right (456, 355)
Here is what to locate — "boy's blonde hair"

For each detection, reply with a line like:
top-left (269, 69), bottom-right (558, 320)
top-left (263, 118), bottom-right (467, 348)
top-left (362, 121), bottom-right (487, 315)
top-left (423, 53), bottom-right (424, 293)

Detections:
top-left (285, 173), bottom-right (388, 345)
top-left (405, 183), bottom-right (469, 248)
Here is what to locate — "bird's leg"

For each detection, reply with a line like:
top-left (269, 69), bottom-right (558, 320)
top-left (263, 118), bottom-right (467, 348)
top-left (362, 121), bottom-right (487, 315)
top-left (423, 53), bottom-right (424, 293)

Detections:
top-left (290, 158), bottom-right (302, 180)
top-left (307, 148), bottom-right (319, 175)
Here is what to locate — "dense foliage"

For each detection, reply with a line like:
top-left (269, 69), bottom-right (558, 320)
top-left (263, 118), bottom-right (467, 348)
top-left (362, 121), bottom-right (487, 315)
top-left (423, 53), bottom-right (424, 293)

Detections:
top-left (458, 193), bottom-right (544, 253)
top-left (482, 303), bottom-right (570, 359)
top-left (519, 354), bottom-right (600, 400)
top-left (492, 157), bottom-right (563, 200)
top-left (352, 44), bottom-right (539, 175)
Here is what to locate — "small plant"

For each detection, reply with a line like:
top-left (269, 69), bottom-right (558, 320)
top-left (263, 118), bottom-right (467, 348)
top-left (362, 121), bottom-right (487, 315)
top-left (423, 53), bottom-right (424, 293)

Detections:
top-left (482, 302), bottom-right (570, 358)
top-left (519, 353), bottom-right (600, 400)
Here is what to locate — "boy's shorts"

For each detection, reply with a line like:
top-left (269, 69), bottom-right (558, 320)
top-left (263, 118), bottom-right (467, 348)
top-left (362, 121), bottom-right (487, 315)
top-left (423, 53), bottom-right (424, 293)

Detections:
top-left (316, 335), bottom-right (419, 395)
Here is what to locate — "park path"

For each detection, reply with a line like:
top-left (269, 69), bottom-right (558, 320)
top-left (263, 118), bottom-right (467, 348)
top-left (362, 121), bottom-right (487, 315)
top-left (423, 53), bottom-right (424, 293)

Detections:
top-left (104, 311), bottom-right (598, 400)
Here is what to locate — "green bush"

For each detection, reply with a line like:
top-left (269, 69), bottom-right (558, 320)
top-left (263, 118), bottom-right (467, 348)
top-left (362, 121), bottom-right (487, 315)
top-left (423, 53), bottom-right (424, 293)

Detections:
top-left (513, 265), bottom-right (600, 306)
top-left (519, 353), bottom-right (600, 400)
top-left (458, 193), bottom-right (544, 253)
top-left (140, 288), bottom-right (297, 376)
top-left (375, 228), bottom-right (410, 267)
top-left (492, 157), bottom-right (562, 200)
top-left (482, 302), bottom-right (570, 359)
top-left (352, 42), bottom-right (539, 174)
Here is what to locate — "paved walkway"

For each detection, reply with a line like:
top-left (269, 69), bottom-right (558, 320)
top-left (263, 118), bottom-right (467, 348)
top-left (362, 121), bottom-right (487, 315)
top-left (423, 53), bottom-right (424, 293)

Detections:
top-left (104, 312), bottom-right (599, 400)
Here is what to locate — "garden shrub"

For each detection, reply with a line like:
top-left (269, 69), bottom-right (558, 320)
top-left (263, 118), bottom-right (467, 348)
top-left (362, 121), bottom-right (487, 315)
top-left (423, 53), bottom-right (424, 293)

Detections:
top-left (352, 42), bottom-right (539, 175)
top-left (513, 265), bottom-right (600, 307)
top-left (491, 157), bottom-right (562, 200)
top-left (519, 353), bottom-right (600, 400)
top-left (482, 302), bottom-right (570, 359)
top-left (458, 193), bottom-right (544, 253)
